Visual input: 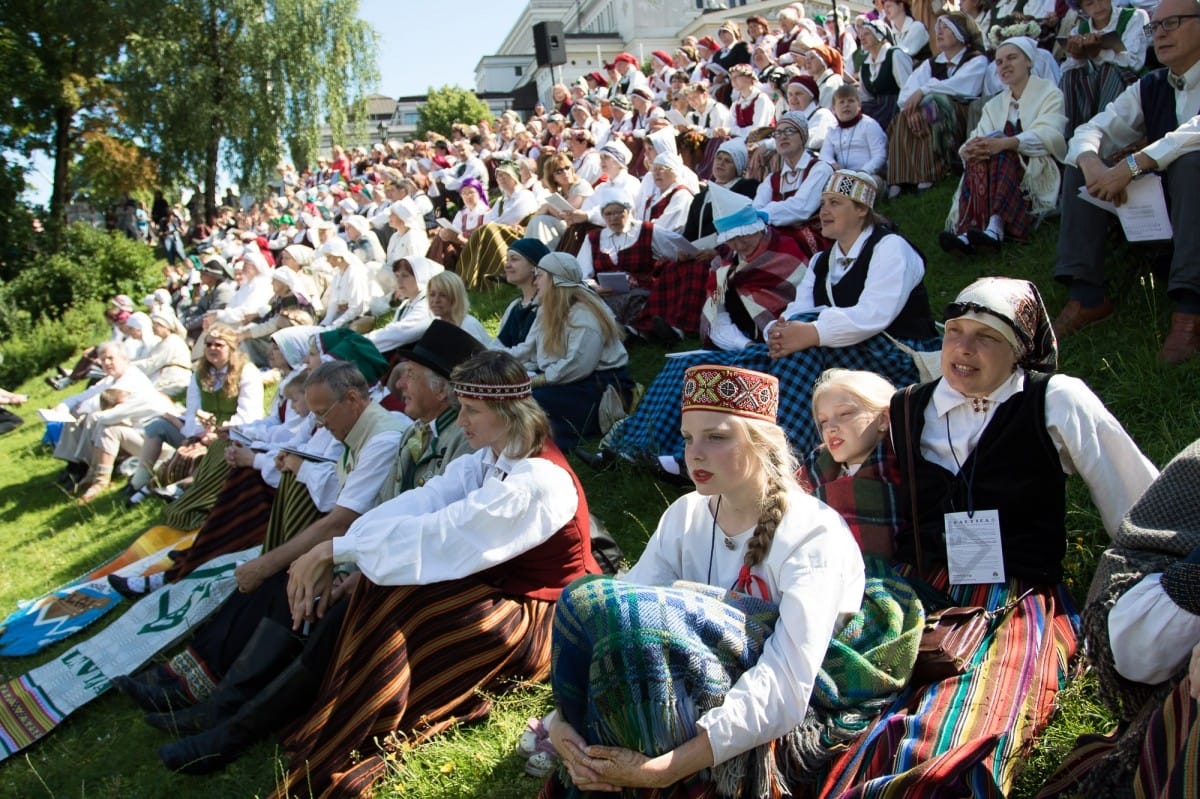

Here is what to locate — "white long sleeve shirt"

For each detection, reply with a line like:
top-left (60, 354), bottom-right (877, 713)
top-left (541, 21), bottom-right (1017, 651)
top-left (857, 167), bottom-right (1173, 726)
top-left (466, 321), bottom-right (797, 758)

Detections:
top-left (753, 152), bottom-right (834, 227)
top-left (898, 50), bottom-right (988, 104)
top-left (819, 116), bottom-right (889, 174)
top-left (1108, 572), bottom-right (1200, 684)
top-left (295, 420), bottom-right (404, 514)
top-left (365, 296), bottom-right (434, 354)
top-left (321, 262), bottom-right (372, 328)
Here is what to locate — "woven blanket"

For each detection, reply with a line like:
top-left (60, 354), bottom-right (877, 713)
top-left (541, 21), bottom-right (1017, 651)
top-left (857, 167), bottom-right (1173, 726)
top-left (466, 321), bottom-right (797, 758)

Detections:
top-left (0, 525), bottom-right (197, 657)
top-left (0, 546), bottom-right (255, 761)
top-left (552, 560), bottom-right (921, 798)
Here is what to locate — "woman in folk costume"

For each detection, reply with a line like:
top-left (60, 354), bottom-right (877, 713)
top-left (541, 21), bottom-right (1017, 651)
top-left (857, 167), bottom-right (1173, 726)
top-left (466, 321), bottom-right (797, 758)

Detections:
top-left (887, 13), bottom-right (988, 198)
top-left (274, 350), bottom-right (601, 798)
top-left (426, 176), bottom-right (488, 272)
top-left (698, 184), bottom-right (807, 352)
top-left (1059, 0), bottom-right (1149, 138)
top-left (778, 74), bottom-right (839, 153)
top-left (682, 138), bottom-right (760, 243)
top-left (752, 110), bottom-right (834, 261)
top-left (858, 18), bottom-right (915, 132)
top-left (638, 152), bottom-right (696, 234)
top-left (820, 276), bottom-right (1158, 798)
top-left (799, 369), bottom-right (903, 560)
top-left (598, 171), bottom-right (937, 476)
top-left (457, 161), bottom-right (539, 290)
top-left (364, 255), bottom-right (440, 355)
top-left (576, 185), bottom-right (705, 340)
top-left (727, 64), bottom-right (776, 138)
top-left (939, 37), bottom-right (1067, 256)
top-left (1040, 438), bottom-right (1200, 798)
top-left (800, 43), bottom-right (847, 109)
top-left (541, 364), bottom-right (922, 799)
top-left (711, 21), bottom-right (754, 104)
top-left (883, 0), bottom-right (931, 61)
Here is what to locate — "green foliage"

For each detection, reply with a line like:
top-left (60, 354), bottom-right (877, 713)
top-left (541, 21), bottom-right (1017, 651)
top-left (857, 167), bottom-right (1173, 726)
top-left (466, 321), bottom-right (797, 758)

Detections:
top-left (416, 86), bottom-right (495, 140)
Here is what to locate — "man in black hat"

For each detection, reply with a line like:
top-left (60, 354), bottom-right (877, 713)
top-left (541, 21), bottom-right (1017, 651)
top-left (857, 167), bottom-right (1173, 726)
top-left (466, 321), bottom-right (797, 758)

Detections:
top-left (180, 255), bottom-right (238, 339)
top-left (121, 320), bottom-right (486, 774)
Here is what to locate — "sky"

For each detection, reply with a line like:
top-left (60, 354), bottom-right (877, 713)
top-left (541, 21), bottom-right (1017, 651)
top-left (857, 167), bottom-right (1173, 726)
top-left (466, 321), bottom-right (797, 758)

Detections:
top-left (21, 0), bottom-right (531, 205)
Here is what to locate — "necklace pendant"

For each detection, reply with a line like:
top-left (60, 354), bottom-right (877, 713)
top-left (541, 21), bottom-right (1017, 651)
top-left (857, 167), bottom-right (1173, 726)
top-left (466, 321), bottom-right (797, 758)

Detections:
top-left (724, 536), bottom-right (736, 550)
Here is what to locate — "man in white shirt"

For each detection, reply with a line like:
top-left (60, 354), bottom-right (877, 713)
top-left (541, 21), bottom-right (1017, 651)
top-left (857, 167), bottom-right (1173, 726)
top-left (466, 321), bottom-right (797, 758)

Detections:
top-left (1052, 0), bottom-right (1200, 364)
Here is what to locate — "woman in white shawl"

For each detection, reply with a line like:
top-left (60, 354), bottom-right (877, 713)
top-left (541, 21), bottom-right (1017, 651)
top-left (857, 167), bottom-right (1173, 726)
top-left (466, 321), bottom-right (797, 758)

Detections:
top-left (939, 37), bottom-right (1066, 256)
top-left (364, 255), bottom-right (440, 354)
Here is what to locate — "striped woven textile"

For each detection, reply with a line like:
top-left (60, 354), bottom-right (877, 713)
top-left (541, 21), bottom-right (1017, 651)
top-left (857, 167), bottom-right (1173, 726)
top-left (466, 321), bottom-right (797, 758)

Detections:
top-left (603, 312), bottom-right (934, 463)
top-left (165, 467), bottom-right (276, 581)
top-left (458, 222), bottom-right (524, 291)
top-left (1061, 62), bottom-right (1138, 140)
top-left (1134, 676), bottom-right (1199, 799)
top-left (887, 96), bottom-right (968, 186)
top-left (262, 470), bottom-right (324, 552)
top-left (162, 440), bottom-right (232, 531)
top-left (956, 122), bottom-right (1033, 241)
top-left (271, 576), bottom-right (554, 799)
top-left (819, 567), bottom-right (1079, 799)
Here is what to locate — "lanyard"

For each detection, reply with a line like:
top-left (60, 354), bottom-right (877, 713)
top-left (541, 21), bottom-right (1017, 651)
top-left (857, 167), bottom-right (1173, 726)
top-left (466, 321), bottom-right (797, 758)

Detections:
top-left (945, 412), bottom-right (980, 518)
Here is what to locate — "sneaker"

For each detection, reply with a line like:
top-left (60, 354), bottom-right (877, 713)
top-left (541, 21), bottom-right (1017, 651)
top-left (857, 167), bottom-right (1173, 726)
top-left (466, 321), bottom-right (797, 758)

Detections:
top-left (515, 716), bottom-right (549, 759)
top-left (108, 572), bottom-right (166, 600)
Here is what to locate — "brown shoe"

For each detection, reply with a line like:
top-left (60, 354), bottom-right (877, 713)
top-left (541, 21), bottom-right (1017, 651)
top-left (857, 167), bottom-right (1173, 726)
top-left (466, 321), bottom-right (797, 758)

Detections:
top-left (1159, 312), bottom-right (1200, 365)
top-left (1052, 298), bottom-right (1115, 339)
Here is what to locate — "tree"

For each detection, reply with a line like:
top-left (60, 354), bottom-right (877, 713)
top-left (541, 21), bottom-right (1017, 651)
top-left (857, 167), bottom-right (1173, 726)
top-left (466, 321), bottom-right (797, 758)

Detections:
top-left (121, 0), bottom-right (378, 221)
top-left (416, 86), bottom-right (494, 140)
top-left (0, 0), bottom-right (144, 245)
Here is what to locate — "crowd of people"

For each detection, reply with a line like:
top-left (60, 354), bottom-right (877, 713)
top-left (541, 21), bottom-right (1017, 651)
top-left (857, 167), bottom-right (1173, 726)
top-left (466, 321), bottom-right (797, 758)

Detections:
top-left (13, 0), bottom-right (1200, 796)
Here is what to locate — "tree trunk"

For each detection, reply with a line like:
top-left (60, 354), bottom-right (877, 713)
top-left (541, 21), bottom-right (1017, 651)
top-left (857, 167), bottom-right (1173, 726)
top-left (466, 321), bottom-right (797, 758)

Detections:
top-left (48, 103), bottom-right (74, 249)
top-left (205, 131), bottom-right (219, 223)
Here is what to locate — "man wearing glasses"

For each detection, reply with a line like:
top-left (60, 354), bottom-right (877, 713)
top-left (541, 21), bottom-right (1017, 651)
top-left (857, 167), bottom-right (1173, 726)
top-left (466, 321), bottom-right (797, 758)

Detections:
top-left (1053, 0), bottom-right (1200, 363)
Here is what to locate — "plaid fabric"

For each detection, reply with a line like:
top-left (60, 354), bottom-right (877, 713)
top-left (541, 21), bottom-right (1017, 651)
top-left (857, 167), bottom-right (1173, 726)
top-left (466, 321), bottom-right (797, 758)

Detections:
top-left (590, 223), bottom-right (658, 289)
top-left (775, 218), bottom-right (832, 263)
top-left (887, 96), bottom-right (968, 186)
top-left (699, 228), bottom-right (806, 345)
top-left (605, 313), bottom-right (936, 462)
top-left (637, 258), bottom-right (713, 335)
top-left (956, 122), bottom-right (1032, 241)
top-left (799, 441), bottom-right (906, 559)
top-left (1062, 61), bottom-right (1139, 140)
top-left (550, 563), bottom-right (922, 798)
top-left (819, 567), bottom-right (1079, 799)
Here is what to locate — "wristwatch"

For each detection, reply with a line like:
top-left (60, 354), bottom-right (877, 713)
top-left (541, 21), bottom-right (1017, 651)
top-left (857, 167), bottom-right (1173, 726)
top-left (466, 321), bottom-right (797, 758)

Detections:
top-left (1125, 153), bottom-right (1144, 179)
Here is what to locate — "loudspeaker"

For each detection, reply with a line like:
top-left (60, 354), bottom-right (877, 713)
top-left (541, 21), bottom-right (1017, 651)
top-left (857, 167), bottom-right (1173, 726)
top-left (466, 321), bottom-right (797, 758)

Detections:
top-left (533, 21), bottom-right (566, 67)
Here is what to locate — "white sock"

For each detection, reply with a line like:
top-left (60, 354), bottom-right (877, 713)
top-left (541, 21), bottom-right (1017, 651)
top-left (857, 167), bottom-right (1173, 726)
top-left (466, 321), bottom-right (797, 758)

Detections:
top-left (130, 465), bottom-right (153, 491)
top-left (986, 215), bottom-right (1004, 241)
top-left (657, 455), bottom-right (681, 476)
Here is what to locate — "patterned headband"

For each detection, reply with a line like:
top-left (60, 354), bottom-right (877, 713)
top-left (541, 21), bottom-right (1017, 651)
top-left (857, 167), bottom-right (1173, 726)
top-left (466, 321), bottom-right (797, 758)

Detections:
top-left (823, 170), bottom-right (877, 209)
top-left (453, 379), bottom-right (533, 401)
top-left (682, 365), bottom-right (779, 423)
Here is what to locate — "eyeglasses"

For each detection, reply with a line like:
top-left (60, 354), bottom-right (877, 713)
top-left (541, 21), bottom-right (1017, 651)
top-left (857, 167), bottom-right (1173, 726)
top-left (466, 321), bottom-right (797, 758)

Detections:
top-left (773, 128), bottom-right (801, 139)
top-left (312, 396), bottom-right (345, 425)
top-left (1144, 14), bottom-right (1200, 34)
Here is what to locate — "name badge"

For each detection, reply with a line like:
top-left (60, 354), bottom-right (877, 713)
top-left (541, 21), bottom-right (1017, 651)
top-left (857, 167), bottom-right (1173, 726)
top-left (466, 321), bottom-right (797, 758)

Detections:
top-left (944, 509), bottom-right (1006, 585)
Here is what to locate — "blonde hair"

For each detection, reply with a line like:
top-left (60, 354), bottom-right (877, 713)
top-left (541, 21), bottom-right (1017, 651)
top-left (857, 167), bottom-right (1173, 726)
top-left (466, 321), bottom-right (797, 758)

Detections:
top-left (538, 281), bottom-right (623, 359)
top-left (730, 416), bottom-right (800, 569)
top-left (196, 325), bottom-right (247, 399)
top-left (427, 271), bottom-right (470, 326)
top-left (810, 368), bottom-right (896, 422)
top-left (450, 350), bottom-right (550, 459)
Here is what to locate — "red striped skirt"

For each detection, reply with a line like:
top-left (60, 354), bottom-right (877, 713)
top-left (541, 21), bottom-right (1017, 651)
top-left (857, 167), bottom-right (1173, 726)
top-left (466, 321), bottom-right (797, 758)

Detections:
top-left (166, 467), bottom-right (276, 580)
top-left (272, 576), bottom-right (555, 799)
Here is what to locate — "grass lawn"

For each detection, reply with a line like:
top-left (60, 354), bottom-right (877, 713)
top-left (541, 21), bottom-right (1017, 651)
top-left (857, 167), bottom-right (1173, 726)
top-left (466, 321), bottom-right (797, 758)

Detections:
top-left (1, 182), bottom-right (1198, 798)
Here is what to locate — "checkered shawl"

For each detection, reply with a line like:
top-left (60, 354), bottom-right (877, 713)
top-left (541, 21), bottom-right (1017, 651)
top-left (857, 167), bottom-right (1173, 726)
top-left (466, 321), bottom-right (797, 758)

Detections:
top-left (605, 312), bottom-right (940, 461)
top-left (699, 228), bottom-right (807, 346)
top-left (551, 562), bottom-right (921, 797)
top-left (799, 440), bottom-right (906, 559)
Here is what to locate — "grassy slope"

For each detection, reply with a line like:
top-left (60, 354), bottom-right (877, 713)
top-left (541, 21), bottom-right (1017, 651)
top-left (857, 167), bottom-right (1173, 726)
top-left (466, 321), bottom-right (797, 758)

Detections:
top-left (1, 183), bottom-right (1197, 798)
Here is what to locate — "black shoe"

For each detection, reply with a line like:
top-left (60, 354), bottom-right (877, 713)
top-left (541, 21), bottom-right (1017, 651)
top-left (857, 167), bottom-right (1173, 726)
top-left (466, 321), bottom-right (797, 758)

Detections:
top-left (938, 231), bottom-right (975, 257)
top-left (108, 573), bottom-right (164, 600)
top-left (575, 448), bottom-right (619, 473)
top-left (55, 462), bottom-right (89, 490)
top-left (634, 452), bottom-right (692, 489)
top-left (44, 375), bottom-right (71, 391)
top-left (649, 316), bottom-right (682, 346)
top-left (111, 670), bottom-right (193, 713)
top-left (158, 660), bottom-right (318, 774)
top-left (966, 229), bottom-right (1002, 252)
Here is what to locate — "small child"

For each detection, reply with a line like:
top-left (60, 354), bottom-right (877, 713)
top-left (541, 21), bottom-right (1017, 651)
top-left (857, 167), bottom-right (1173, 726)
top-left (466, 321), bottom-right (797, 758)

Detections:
top-left (819, 85), bottom-right (888, 181)
top-left (799, 368), bottom-right (902, 558)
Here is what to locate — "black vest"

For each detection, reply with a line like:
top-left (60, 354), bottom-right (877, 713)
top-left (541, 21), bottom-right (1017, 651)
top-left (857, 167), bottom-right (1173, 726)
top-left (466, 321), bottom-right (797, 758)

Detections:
top-left (930, 50), bottom-right (983, 81)
top-left (810, 226), bottom-right (937, 340)
top-left (863, 48), bottom-right (902, 97)
top-left (1139, 68), bottom-right (1187, 145)
top-left (891, 372), bottom-right (1068, 583)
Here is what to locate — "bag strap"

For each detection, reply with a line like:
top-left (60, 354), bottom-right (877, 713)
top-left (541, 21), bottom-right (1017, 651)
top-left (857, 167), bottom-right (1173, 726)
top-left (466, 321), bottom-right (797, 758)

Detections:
top-left (903, 385), bottom-right (926, 582)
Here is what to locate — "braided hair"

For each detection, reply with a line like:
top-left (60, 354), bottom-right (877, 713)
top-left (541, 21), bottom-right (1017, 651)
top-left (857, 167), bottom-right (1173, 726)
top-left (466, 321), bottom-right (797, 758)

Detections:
top-left (738, 417), bottom-right (800, 569)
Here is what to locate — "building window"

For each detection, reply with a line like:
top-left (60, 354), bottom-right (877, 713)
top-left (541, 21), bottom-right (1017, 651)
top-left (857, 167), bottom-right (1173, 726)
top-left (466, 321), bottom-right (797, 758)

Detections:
top-left (403, 112), bottom-right (420, 126)
top-left (515, 65), bottom-right (523, 76)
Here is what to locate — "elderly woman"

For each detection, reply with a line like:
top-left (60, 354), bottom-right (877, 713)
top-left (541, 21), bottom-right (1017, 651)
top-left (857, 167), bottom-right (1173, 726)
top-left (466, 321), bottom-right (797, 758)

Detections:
top-left (728, 64), bottom-right (776, 138)
top-left (599, 171), bottom-right (939, 474)
top-left (51, 342), bottom-right (175, 503)
top-left (271, 350), bottom-right (601, 799)
top-left (343, 214), bottom-right (384, 264)
top-left (859, 18), bottom-right (915, 131)
top-left (683, 138), bottom-right (760, 242)
top-left (213, 249), bottom-right (274, 328)
top-left (777, 75), bottom-right (838, 154)
top-left (427, 270), bottom-right (492, 347)
top-left (546, 365), bottom-right (919, 798)
top-left (458, 161), bottom-right (540, 290)
top-left (236, 267), bottom-right (316, 367)
top-left (753, 110), bottom-right (835, 261)
top-left (365, 256), bottom-right (440, 355)
top-left (800, 44), bottom-right (847, 108)
top-left (637, 152), bottom-right (696, 233)
top-left (524, 153), bottom-right (596, 249)
top-left (888, 13), bottom-right (988, 197)
top-left (1060, 0), bottom-right (1149, 137)
top-left (511, 252), bottom-right (633, 451)
top-left (318, 238), bottom-right (371, 329)
top-left (426, 177), bottom-right (488, 271)
top-left (822, 276), bottom-right (1158, 796)
top-left (133, 312), bottom-right (193, 398)
top-left (940, 37), bottom-right (1067, 255)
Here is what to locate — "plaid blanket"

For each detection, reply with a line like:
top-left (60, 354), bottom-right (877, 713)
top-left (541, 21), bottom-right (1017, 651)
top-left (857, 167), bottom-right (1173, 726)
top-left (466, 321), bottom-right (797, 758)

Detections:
top-left (799, 441), bottom-right (906, 559)
top-left (552, 559), bottom-right (922, 798)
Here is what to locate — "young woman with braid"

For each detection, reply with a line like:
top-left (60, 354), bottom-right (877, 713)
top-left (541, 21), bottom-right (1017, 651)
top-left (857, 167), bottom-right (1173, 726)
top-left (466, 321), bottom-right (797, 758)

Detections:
top-left (542, 365), bottom-right (923, 798)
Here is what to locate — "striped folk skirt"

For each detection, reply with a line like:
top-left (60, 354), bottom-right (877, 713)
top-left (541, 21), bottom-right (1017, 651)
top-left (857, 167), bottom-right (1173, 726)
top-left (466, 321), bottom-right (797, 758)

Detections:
top-left (271, 576), bottom-right (555, 799)
top-left (887, 96), bottom-right (969, 187)
top-left (819, 568), bottom-right (1079, 799)
top-left (1061, 62), bottom-right (1139, 140)
top-left (164, 467), bottom-right (277, 581)
top-left (458, 222), bottom-right (525, 291)
top-left (162, 442), bottom-right (232, 531)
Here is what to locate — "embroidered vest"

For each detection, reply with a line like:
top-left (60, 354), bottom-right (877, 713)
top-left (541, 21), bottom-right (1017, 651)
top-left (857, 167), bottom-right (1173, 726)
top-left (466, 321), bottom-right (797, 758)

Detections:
top-left (769, 157), bottom-right (819, 201)
top-left (478, 440), bottom-right (601, 600)
top-left (809, 226), bottom-right (937, 340)
top-left (890, 373), bottom-right (1068, 583)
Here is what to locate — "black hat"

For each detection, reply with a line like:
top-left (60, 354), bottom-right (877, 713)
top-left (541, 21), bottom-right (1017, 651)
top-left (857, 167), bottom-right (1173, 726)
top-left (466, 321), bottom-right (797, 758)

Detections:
top-left (397, 319), bottom-right (486, 379)
top-left (201, 255), bottom-right (234, 280)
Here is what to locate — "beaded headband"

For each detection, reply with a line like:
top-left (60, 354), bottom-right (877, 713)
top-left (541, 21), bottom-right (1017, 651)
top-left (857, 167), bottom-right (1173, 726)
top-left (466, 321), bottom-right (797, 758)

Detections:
top-left (823, 169), bottom-right (878, 209)
top-left (453, 379), bottom-right (533, 401)
top-left (682, 365), bottom-right (778, 423)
